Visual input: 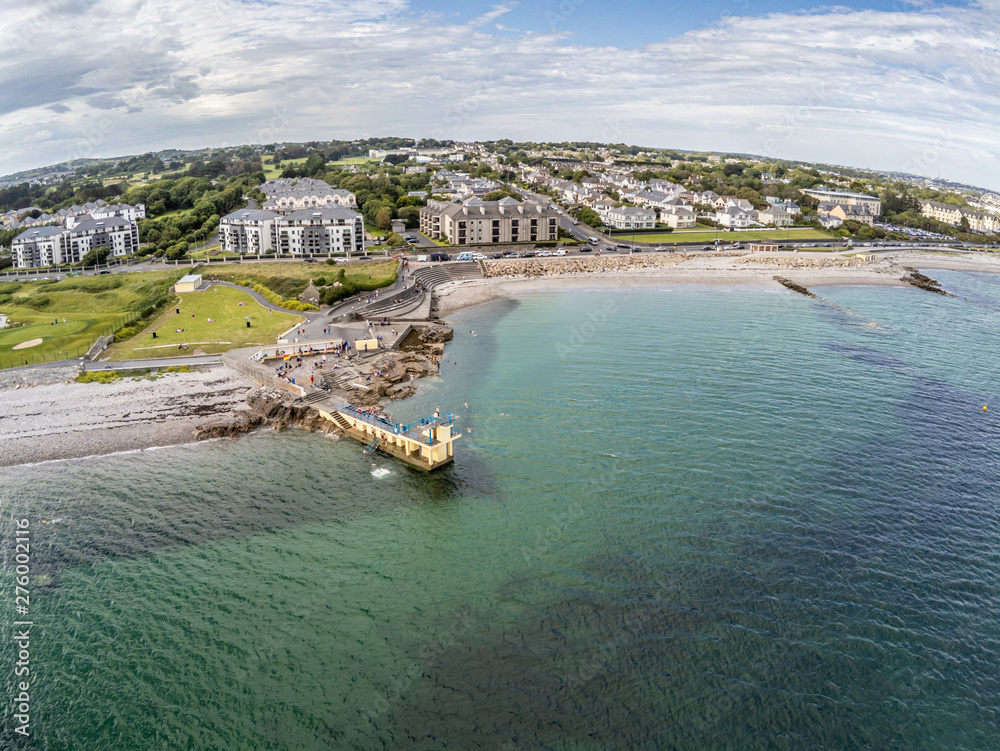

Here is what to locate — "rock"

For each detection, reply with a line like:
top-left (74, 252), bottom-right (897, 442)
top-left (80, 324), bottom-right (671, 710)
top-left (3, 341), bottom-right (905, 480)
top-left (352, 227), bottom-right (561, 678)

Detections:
top-left (900, 267), bottom-right (953, 296)
top-left (418, 324), bottom-right (453, 343)
top-left (774, 276), bottom-right (817, 298)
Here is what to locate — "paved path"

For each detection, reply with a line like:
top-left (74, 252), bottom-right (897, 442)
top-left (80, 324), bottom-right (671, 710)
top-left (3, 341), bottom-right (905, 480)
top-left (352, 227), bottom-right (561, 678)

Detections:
top-left (83, 354), bottom-right (224, 371)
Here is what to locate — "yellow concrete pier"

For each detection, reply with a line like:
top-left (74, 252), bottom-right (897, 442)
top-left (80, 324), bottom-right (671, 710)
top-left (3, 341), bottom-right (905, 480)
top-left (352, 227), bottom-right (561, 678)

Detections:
top-left (317, 402), bottom-right (459, 471)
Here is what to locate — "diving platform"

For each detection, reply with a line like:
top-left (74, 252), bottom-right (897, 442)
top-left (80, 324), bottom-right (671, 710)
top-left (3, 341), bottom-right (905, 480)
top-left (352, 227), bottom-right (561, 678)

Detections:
top-left (316, 401), bottom-right (459, 471)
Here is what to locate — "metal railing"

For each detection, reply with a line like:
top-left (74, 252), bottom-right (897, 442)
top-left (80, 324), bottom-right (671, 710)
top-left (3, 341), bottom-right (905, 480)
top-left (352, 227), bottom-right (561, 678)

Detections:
top-left (336, 402), bottom-right (456, 440)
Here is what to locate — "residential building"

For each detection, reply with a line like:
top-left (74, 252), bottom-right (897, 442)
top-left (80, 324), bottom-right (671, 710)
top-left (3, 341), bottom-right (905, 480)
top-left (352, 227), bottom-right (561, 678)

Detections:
top-left (602, 206), bottom-right (657, 230)
top-left (275, 207), bottom-right (366, 256)
top-left (261, 177), bottom-right (357, 214)
top-left (12, 216), bottom-right (141, 268)
top-left (12, 226), bottom-right (63, 268)
top-left (757, 204), bottom-right (794, 227)
top-left (715, 206), bottom-right (756, 228)
top-left (659, 205), bottom-right (697, 229)
top-left (801, 189), bottom-right (881, 216)
top-left (219, 209), bottom-right (281, 255)
top-left (819, 202), bottom-right (875, 226)
top-left (419, 199), bottom-right (559, 245)
top-left (219, 206), bottom-right (366, 256)
top-left (920, 200), bottom-right (1000, 233)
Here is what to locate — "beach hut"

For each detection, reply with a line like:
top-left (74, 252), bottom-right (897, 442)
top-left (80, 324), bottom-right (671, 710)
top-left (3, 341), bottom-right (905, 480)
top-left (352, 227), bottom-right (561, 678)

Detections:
top-left (173, 274), bottom-right (203, 293)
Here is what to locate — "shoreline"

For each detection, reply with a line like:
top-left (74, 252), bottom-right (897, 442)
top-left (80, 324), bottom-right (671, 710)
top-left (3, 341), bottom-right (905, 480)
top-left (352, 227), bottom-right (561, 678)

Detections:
top-left (5, 250), bottom-right (998, 468)
top-left (434, 250), bottom-right (1000, 316)
top-left (0, 366), bottom-right (256, 468)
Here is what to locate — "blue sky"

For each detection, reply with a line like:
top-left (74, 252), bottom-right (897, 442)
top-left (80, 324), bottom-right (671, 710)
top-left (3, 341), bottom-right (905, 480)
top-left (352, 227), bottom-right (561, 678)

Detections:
top-left (0, 0), bottom-right (997, 189)
top-left (417, 0), bottom-right (974, 48)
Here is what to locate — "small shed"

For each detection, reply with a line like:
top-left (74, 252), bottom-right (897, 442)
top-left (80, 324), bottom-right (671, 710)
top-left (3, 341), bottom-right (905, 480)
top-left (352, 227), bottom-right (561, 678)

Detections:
top-left (173, 274), bottom-right (203, 293)
top-left (748, 243), bottom-right (779, 253)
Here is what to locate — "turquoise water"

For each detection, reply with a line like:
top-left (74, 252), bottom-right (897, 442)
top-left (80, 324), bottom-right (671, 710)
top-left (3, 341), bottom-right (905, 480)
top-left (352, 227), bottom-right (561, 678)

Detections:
top-left (2, 271), bottom-right (999, 749)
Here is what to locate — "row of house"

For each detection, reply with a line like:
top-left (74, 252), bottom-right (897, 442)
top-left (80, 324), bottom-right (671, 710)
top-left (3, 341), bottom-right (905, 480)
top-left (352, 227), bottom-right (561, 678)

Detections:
top-left (218, 206), bottom-right (366, 256)
top-left (419, 198), bottom-right (559, 245)
top-left (260, 178), bottom-right (357, 214)
top-left (1, 200), bottom-right (146, 232)
top-left (919, 200), bottom-right (1000, 234)
top-left (13, 216), bottom-right (140, 268)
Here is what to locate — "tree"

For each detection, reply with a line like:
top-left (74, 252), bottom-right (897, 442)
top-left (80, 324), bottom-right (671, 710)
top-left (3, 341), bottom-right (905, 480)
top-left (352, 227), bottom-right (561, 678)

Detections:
top-left (573, 207), bottom-right (603, 227)
top-left (375, 207), bottom-right (393, 231)
top-left (398, 206), bottom-right (421, 228)
top-left (384, 153), bottom-right (410, 166)
top-left (80, 245), bottom-right (110, 267)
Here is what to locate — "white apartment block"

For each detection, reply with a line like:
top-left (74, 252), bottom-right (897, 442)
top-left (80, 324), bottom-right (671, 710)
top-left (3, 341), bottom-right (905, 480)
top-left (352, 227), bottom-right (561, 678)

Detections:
top-left (219, 206), bottom-right (366, 256)
top-left (419, 199), bottom-right (559, 245)
top-left (261, 178), bottom-right (357, 214)
top-left (12, 217), bottom-right (140, 268)
top-left (602, 206), bottom-right (656, 229)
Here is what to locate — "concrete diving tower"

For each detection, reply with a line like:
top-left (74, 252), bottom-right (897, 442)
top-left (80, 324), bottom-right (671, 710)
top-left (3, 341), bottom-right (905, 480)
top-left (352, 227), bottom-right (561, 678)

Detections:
top-left (317, 402), bottom-right (459, 471)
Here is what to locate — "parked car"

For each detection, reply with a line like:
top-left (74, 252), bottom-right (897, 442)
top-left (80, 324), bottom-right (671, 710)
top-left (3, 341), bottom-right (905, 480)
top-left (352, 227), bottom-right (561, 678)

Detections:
top-left (536, 250), bottom-right (553, 257)
top-left (579, 247), bottom-right (593, 252)
top-left (616, 243), bottom-right (631, 249)
top-left (654, 246), bottom-right (667, 252)
top-left (429, 252), bottom-right (451, 262)
top-left (552, 249), bottom-right (567, 256)
top-left (303, 258), bottom-right (318, 263)
top-left (491, 253), bottom-right (503, 259)
top-left (502, 251), bottom-right (520, 258)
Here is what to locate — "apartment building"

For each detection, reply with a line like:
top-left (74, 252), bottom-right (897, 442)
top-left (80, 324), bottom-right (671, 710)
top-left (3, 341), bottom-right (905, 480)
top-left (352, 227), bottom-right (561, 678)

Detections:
top-left (12, 217), bottom-right (140, 268)
top-left (801, 189), bottom-right (881, 216)
top-left (219, 206), bottom-right (366, 256)
top-left (419, 199), bottom-right (559, 245)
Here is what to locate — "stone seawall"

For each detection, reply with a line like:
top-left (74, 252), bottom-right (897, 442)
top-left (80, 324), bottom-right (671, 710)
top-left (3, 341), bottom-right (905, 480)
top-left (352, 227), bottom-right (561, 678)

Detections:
top-left (482, 254), bottom-right (692, 278)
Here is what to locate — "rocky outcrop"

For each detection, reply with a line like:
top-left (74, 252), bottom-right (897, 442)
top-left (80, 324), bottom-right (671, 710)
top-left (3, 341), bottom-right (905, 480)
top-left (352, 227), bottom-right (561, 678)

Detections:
top-left (417, 323), bottom-right (453, 343)
top-left (773, 276), bottom-right (817, 298)
top-left (900, 267), bottom-right (953, 296)
top-left (193, 386), bottom-right (339, 440)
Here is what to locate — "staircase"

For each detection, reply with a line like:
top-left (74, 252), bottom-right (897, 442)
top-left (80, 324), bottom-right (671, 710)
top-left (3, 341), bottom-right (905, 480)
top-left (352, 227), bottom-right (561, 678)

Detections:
top-left (302, 390), bottom-right (329, 404)
top-left (363, 434), bottom-right (381, 455)
top-left (330, 411), bottom-right (353, 432)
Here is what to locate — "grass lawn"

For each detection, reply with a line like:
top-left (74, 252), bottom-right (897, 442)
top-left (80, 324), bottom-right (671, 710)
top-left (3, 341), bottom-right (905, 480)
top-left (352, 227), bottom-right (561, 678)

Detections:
top-left (107, 286), bottom-right (304, 360)
top-left (0, 270), bottom-right (186, 369)
top-left (207, 260), bottom-right (399, 299)
top-left (331, 157), bottom-right (378, 166)
top-left (611, 228), bottom-right (834, 244)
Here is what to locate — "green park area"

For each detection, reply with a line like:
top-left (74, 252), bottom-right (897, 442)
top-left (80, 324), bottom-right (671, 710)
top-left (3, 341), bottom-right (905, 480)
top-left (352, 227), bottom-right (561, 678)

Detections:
top-left (106, 285), bottom-right (304, 360)
top-left (208, 259), bottom-right (398, 305)
top-left (611, 227), bottom-right (834, 245)
top-left (0, 270), bottom-right (185, 369)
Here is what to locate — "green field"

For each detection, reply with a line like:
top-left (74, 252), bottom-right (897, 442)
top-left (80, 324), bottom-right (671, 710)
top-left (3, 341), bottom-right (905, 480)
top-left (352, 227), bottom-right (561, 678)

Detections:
top-left (107, 286), bottom-right (304, 360)
top-left (0, 271), bottom-right (185, 369)
top-left (208, 260), bottom-right (398, 299)
top-left (610, 228), bottom-right (834, 244)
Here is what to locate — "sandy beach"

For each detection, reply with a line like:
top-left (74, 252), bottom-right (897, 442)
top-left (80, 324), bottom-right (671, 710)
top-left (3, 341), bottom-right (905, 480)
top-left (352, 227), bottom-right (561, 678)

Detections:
top-left (434, 249), bottom-right (1000, 316)
top-left (0, 366), bottom-right (255, 467)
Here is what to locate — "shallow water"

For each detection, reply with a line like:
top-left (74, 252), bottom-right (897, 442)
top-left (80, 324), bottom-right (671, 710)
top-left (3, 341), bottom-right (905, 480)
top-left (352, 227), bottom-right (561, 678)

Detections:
top-left (2, 271), bottom-right (999, 750)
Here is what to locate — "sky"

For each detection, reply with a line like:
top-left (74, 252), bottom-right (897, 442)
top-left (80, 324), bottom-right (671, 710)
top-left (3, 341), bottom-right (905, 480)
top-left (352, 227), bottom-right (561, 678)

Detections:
top-left (1, 0), bottom-right (998, 190)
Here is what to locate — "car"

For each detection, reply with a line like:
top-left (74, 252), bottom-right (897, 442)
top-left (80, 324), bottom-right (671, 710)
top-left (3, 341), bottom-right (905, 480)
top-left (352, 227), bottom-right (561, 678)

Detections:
top-left (502, 251), bottom-right (520, 258)
top-left (429, 252), bottom-right (451, 262)
top-left (604, 246), bottom-right (618, 252)
top-left (491, 253), bottom-right (503, 259)
top-left (703, 246), bottom-right (714, 251)
top-left (572, 219), bottom-right (580, 225)
top-left (552, 249), bottom-right (567, 256)
top-left (579, 246), bottom-right (593, 252)
top-left (99, 270), bottom-right (111, 274)
top-left (616, 243), bottom-right (631, 249)
top-left (303, 258), bottom-right (318, 263)
top-left (536, 250), bottom-right (553, 257)
top-left (654, 246), bottom-right (666, 252)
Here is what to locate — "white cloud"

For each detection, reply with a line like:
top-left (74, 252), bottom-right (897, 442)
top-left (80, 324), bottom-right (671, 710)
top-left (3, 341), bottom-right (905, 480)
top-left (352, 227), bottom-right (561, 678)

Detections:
top-left (0, 1), bottom-right (998, 189)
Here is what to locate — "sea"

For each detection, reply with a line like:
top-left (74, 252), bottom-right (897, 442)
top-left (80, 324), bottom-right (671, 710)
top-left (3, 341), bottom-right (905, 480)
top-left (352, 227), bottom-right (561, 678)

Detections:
top-left (2, 269), bottom-right (999, 750)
